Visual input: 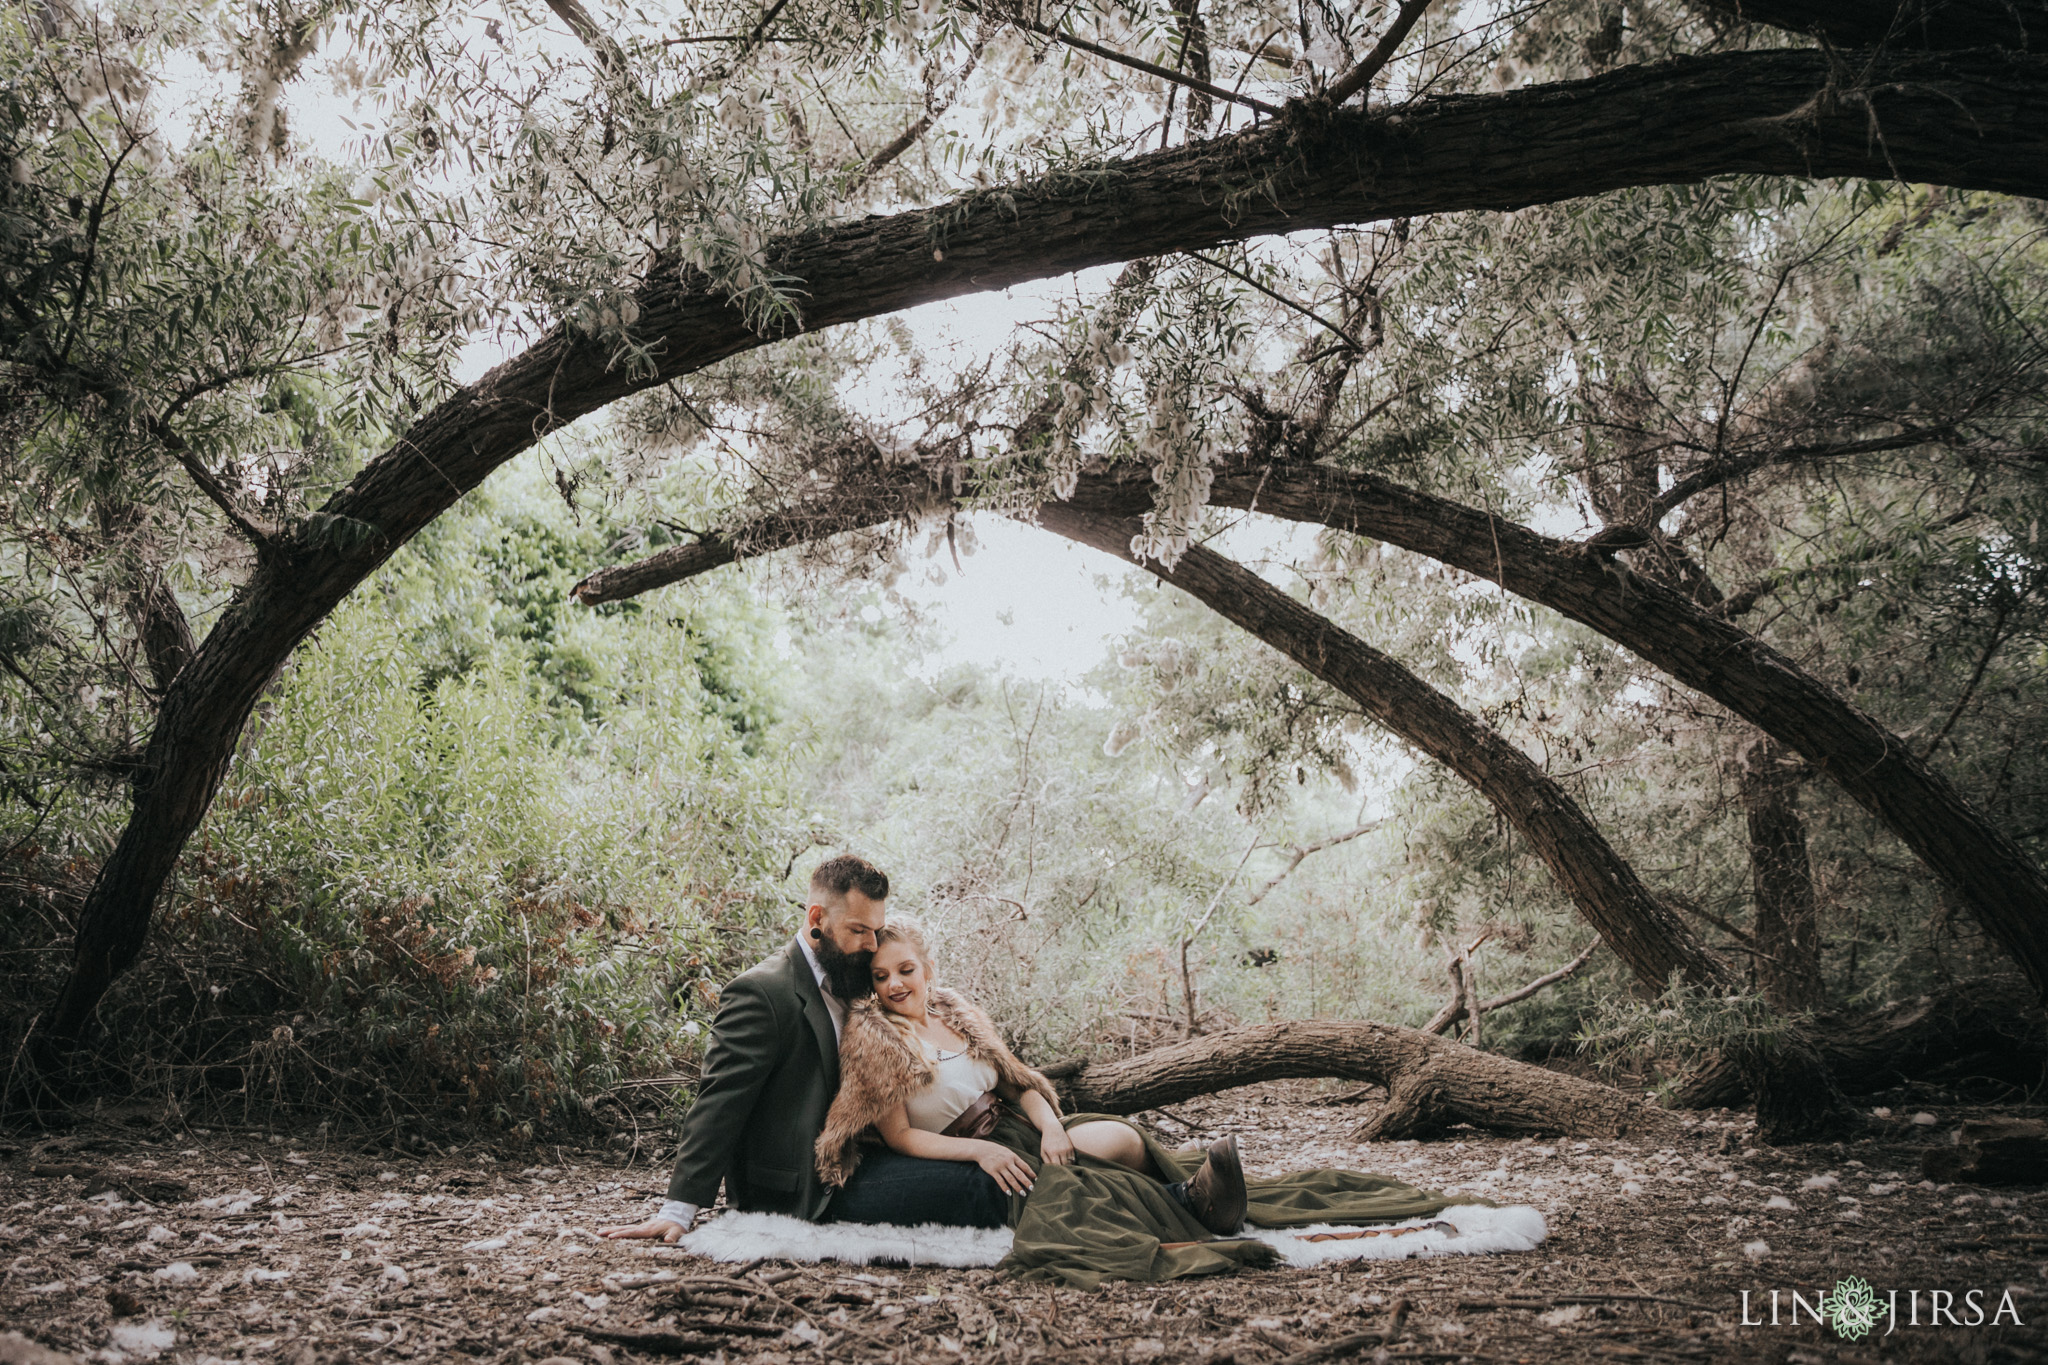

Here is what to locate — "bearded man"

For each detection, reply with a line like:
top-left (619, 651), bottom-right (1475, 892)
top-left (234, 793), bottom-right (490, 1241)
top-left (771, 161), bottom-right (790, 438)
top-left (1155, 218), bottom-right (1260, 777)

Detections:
top-left (602, 854), bottom-right (1008, 1240)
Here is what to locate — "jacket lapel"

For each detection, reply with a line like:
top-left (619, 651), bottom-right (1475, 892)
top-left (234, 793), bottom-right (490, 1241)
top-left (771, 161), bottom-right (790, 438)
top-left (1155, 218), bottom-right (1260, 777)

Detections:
top-left (788, 939), bottom-right (840, 1091)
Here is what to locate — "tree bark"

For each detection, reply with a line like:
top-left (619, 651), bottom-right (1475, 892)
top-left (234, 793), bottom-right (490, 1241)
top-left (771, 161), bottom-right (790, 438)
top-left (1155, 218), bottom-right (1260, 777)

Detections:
top-left (41, 44), bottom-right (2048, 1044)
top-left (1739, 738), bottom-right (1828, 1011)
top-left (1695, 0), bottom-right (2047, 50)
top-left (1048, 1019), bottom-right (1676, 1140)
top-left (125, 576), bottom-right (195, 696)
top-left (1167, 0), bottom-right (1214, 137)
top-left (1036, 503), bottom-right (1735, 995)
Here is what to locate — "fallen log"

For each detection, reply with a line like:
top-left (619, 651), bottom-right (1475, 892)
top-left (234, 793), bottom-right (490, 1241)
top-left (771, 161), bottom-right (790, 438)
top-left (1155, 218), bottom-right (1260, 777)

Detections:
top-left (1048, 1019), bottom-right (1675, 1141)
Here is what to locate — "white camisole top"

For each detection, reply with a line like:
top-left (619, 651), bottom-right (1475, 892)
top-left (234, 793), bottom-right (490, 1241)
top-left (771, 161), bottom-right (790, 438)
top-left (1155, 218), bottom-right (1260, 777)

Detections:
top-left (903, 1035), bottom-right (998, 1133)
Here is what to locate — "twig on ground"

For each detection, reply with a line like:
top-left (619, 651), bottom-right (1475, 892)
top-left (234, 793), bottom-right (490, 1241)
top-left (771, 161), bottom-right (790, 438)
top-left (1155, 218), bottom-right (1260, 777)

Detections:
top-left (572, 1327), bottom-right (731, 1355)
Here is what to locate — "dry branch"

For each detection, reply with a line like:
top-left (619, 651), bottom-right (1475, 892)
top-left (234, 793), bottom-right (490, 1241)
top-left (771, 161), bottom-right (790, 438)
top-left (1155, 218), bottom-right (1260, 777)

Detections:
top-left (1424, 941), bottom-right (1600, 1036)
top-left (1248, 821), bottom-right (1386, 904)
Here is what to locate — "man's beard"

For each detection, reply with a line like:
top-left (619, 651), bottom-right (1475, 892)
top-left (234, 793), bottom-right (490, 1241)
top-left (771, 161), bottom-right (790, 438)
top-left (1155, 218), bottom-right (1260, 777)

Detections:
top-left (813, 935), bottom-right (875, 1000)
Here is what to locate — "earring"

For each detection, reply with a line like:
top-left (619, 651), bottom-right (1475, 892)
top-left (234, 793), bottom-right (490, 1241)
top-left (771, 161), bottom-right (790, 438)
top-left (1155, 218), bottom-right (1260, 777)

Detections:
top-left (810, 928), bottom-right (822, 940)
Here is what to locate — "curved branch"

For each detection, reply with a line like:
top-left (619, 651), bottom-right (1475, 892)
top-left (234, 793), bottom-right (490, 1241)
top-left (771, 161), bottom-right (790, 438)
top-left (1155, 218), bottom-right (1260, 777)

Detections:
top-left (1326, 0), bottom-right (1437, 106)
top-left (578, 445), bottom-right (2048, 1001)
top-left (42, 43), bottom-right (2048, 1043)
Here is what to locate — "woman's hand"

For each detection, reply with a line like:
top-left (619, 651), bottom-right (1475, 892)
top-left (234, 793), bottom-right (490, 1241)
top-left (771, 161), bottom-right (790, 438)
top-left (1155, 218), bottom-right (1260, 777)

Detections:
top-left (1039, 1126), bottom-right (1075, 1167)
top-left (973, 1141), bottom-right (1037, 1196)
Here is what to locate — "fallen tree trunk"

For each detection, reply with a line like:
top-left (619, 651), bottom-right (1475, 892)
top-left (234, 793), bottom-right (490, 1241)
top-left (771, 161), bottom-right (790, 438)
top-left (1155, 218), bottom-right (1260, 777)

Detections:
top-left (1046, 1019), bottom-right (1676, 1141)
top-left (1920, 1118), bottom-right (2048, 1186)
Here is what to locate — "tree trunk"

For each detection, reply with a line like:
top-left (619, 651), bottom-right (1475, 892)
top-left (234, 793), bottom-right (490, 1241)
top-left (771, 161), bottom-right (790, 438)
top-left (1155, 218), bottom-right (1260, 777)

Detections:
top-left (1739, 1032), bottom-right (1858, 1143)
top-left (1036, 503), bottom-right (1735, 995)
top-left (1166, 0), bottom-right (1213, 137)
top-left (40, 43), bottom-right (2048, 1045)
top-left (1739, 738), bottom-right (1827, 1012)
top-left (1047, 1019), bottom-right (1676, 1140)
top-left (1668, 974), bottom-right (2046, 1108)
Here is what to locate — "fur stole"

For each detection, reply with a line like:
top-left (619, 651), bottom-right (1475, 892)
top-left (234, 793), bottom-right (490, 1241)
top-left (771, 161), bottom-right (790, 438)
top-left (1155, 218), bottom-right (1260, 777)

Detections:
top-left (815, 987), bottom-right (1062, 1188)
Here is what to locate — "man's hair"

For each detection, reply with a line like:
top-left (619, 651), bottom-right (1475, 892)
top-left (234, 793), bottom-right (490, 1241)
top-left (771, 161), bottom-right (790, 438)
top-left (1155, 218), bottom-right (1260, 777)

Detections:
top-left (811, 853), bottom-right (889, 905)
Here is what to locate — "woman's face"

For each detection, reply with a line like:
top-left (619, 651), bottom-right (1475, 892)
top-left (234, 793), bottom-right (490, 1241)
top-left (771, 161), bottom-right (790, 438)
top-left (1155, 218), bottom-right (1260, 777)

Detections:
top-left (870, 942), bottom-right (929, 1017)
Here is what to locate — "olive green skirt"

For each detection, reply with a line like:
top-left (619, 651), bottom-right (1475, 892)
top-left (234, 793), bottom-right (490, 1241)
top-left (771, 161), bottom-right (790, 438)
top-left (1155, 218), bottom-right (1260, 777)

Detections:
top-left (989, 1111), bottom-right (1459, 1289)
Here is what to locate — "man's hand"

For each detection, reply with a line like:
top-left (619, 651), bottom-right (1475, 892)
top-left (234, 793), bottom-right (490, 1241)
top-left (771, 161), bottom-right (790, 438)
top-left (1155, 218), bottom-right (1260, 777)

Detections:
top-left (600, 1216), bottom-right (689, 1242)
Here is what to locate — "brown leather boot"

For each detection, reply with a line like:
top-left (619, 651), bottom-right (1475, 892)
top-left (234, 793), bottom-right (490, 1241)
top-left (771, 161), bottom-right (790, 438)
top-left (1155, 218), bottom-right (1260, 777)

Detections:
top-left (1181, 1134), bottom-right (1247, 1235)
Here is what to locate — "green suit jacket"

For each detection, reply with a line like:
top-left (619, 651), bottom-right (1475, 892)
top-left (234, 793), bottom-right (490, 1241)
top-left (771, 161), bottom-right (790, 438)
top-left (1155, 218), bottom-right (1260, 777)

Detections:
top-left (665, 940), bottom-right (840, 1220)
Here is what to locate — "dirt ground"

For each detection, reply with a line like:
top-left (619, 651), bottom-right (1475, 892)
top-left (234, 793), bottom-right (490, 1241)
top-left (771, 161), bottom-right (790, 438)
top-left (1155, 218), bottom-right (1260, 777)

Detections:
top-left (3, 1081), bottom-right (2042, 1365)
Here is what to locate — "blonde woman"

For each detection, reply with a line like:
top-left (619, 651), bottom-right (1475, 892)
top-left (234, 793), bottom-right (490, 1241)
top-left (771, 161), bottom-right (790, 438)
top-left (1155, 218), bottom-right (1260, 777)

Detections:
top-left (816, 917), bottom-right (1459, 1287)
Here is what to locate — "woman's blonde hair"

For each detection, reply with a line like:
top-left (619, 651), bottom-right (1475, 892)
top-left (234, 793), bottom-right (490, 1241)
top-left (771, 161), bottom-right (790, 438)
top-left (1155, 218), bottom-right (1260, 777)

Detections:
top-left (875, 914), bottom-right (934, 967)
top-left (871, 915), bottom-right (936, 1039)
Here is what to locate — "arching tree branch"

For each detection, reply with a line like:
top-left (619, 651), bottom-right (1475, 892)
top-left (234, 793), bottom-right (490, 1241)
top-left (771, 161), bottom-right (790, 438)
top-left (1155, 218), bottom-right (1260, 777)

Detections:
top-left (40, 42), bottom-right (2048, 1046)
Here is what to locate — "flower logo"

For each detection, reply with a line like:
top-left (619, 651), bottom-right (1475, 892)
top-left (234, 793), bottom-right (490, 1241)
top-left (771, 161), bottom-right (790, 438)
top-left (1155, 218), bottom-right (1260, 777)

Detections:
top-left (1823, 1276), bottom-right (1881, 1342)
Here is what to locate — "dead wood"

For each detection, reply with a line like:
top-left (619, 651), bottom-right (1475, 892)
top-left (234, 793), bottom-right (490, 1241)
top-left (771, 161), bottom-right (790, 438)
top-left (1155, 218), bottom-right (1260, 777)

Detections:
top-left (1051, 1019), bottom-right (1675, 1140)
top-left (1426, 942), bottom-right (1601, 1037)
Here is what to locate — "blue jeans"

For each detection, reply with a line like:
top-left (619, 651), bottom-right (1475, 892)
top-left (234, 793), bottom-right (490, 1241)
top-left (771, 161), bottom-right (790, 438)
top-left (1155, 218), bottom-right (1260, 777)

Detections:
top-left (826, 1148), bottom-right (1008, 1228)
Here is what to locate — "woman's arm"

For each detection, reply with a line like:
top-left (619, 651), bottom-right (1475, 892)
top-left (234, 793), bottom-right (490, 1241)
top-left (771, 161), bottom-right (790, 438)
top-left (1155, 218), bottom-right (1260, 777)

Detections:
top-left (1010, 1085), bottom-right (1075, 1165)
top-left (873, 1103), bottom-right (1038, 1194)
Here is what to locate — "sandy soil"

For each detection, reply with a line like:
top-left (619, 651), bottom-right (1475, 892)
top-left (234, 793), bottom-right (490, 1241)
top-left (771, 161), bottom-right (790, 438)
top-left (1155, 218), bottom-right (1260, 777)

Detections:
top-left (3, 1082), bottom-right (2042, 1364)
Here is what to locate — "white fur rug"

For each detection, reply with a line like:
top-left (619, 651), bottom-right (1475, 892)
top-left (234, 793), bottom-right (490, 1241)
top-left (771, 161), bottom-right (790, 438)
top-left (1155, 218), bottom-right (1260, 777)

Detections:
top-left (679, 1203), bottom-right (1545, 1269)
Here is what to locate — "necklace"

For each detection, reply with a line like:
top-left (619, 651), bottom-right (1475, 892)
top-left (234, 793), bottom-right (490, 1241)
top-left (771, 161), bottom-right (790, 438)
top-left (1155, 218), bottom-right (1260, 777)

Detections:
top-left (918, 1026), bottom-right (965, 1062)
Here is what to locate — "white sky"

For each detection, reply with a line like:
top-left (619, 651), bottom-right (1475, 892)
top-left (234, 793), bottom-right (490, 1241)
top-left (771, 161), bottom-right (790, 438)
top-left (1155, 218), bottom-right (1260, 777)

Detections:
top-left (838, 281), bottom-right (1327, 683)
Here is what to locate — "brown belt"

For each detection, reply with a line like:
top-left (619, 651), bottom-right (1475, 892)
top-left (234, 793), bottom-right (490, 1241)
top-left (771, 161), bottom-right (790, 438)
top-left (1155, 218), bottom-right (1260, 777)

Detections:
top-left (940, 1090), bottom-right (1005, 1140)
